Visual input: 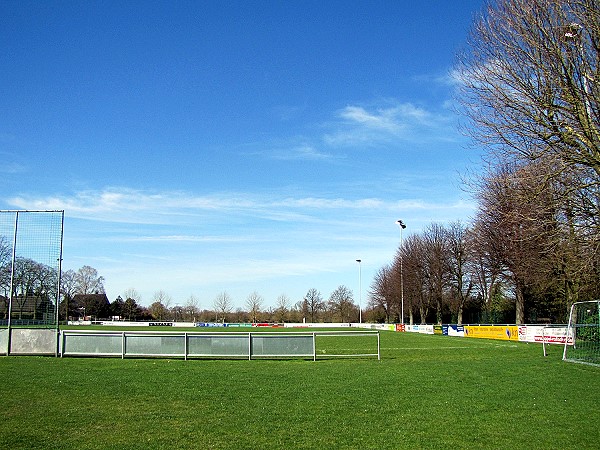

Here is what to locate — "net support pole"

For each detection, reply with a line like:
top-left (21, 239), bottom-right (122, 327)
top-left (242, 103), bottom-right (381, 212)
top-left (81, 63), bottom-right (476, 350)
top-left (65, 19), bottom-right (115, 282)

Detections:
top-left (54, 211), bottom-right (65, 357)
top-left (563, 303), bottom-right (576, 361)
top-left (6, 211), bottom-right (19, 356)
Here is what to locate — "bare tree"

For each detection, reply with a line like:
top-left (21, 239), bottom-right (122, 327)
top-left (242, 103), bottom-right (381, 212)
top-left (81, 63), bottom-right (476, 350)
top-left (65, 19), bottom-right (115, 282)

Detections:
top-left (459, 0), bottom-right (599, 171)
top-left (423, 223), bottom-right (449, 325)
top-left (304, 288), bottom-right (323, 323)
top-left (275, 294), bottom-right (289, 323)
top-left (123, 287), bottom-right (142, 304)
top-left (458, 0), bottom-right (600, 236)
top-left (61, 269), bottom-right (77, 299)
top-left (184, 294), bottom-right (200, 322)
top-left (245, 291), bottom-right (263, 323)
top-left (473, 163), bottom-right (558, 323)
top-left (75, 265), bottom-right (105, 294)
top-left (445, 221), bottom-right (475, 325)
top-left (469, 218), bottom-right (504, 310)
top-left (213, 291), bottom-right (233, 323)
top-left (294, 298), bottom-right (310, 323)
top-left (152, 290), bottom-right (172, 308)
top-left (402, 234), bottom-right (429, 325)
top-left (369, 264), bottom-right (397, 323)
top-left (328, 285), bottom-right (356, 323)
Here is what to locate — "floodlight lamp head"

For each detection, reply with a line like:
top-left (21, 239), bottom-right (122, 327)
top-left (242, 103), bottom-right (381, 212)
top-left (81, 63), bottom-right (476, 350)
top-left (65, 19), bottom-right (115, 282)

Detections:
top-left (356, 259), bottom-right (361, 263)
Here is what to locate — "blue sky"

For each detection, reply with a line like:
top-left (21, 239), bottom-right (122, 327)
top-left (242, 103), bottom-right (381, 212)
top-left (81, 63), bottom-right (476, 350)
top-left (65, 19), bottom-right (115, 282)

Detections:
top-left (1, 1), bottom-right (484, 309)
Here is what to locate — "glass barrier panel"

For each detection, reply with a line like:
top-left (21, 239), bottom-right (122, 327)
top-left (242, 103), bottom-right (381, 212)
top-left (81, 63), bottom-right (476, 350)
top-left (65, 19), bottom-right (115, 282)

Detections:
top-left (126, 335), bottom-right (185, 356)
top-left (251, 334), bottom-right (313, 357)
top-left (188, 335), bottom-right (249, 356)
top-left (64, 333), bottom-right (122, 355)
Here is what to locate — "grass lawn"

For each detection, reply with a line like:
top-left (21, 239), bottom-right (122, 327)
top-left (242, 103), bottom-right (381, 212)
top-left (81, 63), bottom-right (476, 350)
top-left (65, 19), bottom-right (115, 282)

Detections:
top-left (0, 330), bottom-right (598, 449)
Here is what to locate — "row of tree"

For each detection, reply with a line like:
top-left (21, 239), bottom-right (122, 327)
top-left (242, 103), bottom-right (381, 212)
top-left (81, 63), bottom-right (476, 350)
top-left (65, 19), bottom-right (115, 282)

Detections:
top-left (59, 284), bottom-right (363, 324)
top-left (368, 0), bottom-right (600, 325)
top-left (463, 0), bottom-right (600, 320)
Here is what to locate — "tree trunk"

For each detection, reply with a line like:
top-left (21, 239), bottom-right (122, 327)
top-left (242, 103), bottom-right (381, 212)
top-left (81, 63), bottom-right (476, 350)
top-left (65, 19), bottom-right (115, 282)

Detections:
top-left (515, 283), bottom-right (525, 325)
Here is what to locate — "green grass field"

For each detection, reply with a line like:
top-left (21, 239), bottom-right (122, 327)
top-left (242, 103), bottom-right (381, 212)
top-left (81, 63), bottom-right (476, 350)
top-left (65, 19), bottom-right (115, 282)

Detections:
top-left (0, 330), bottom-right (598, 449)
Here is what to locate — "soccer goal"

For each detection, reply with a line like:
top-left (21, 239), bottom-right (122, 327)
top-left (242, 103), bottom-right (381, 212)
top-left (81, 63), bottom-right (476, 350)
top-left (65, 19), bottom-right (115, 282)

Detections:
top-left (563, 300), bottom-right (600, 367)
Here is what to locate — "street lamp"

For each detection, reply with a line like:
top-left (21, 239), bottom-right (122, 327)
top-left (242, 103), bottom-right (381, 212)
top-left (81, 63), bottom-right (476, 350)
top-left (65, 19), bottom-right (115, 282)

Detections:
top-left (356, 259), bottom-right (362, 323)
top-left (396, 220), bottom-right (406, 325)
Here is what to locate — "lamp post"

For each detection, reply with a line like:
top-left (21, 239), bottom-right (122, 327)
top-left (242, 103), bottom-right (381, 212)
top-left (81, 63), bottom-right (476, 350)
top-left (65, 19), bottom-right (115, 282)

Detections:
top-left (356, 259), bottom-right (362, 323)
top-left (396, 220), bottom-right (406, 325)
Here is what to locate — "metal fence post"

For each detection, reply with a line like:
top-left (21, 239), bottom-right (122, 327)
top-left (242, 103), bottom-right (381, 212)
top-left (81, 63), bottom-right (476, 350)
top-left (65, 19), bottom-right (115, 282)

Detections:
top-left (248, 332), bottom-right (252, 360)
top-left (184, 332), bottom-right (188, 361)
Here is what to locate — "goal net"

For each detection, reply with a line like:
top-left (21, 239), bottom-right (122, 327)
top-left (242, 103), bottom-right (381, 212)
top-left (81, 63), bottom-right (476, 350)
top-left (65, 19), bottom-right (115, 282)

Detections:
top-left (563, 300), bottom-right (600, 367)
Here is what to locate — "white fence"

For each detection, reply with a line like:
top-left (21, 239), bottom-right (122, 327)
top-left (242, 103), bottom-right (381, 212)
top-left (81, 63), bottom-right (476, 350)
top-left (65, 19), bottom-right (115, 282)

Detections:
top-left (59, 330), bottom-right (380, 361)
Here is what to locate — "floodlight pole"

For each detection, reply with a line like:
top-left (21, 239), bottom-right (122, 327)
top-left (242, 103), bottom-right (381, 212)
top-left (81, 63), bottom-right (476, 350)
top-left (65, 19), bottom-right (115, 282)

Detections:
top-left (356, 259), bottom-right (362, 323)
top-left (396, 220), bottom-right (406, 325)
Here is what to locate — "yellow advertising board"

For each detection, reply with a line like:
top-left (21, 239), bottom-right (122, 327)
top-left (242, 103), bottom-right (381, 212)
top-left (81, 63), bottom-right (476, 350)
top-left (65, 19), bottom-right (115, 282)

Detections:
top-left (464, 325), bottom-right (519, 341)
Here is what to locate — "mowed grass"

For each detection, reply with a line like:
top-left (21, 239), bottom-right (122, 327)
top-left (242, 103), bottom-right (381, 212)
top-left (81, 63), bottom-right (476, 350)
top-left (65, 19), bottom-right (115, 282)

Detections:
top-left (0, 331), bottom-right (598, 449)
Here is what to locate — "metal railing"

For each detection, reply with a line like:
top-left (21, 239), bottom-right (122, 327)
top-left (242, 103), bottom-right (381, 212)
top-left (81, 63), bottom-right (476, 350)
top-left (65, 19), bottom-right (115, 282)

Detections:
top-left (59, 330), bottom-right (380, 361)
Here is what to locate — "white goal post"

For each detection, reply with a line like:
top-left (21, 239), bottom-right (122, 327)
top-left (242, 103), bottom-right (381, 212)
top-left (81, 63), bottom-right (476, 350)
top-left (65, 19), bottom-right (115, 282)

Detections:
top-left (563, 300), bottom-right (600, 367)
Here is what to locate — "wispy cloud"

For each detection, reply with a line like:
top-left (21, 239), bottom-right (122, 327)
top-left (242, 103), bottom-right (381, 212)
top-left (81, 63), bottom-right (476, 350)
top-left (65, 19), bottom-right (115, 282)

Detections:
top-left (7, 186), bottom-right (473, 224)
top-left (278, 197), bottom-right (384, 210)
top-left (324, 101), bottom-right (457, 147)
top-left (128, 235), bottom-right (253, 243)
top-left (262, 144), bottom-right (337, 161)
top-left (7, 188), bottom-right (259, 223)
top-left (245, 97), bottom-right (462, 164)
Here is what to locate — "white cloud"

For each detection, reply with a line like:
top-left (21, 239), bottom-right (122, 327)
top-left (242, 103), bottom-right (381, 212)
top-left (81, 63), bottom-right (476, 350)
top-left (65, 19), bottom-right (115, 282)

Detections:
top-left (339, 106), bottom-right (406, 133)
top-left (280, 197), bottom-right (384, 209)
top-left (7, 188), bottom-right (258, 223)
top-left (324, 102), bottom-right (457, 147)
top-left (267, 145), bottom-right (336, 161)
top-left (7, 187), bottom-right (475, 230)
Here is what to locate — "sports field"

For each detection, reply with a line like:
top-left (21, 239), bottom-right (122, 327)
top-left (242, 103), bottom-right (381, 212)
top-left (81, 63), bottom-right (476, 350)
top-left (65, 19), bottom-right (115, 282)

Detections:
top-left (0, 330), bottom-right (598, 449)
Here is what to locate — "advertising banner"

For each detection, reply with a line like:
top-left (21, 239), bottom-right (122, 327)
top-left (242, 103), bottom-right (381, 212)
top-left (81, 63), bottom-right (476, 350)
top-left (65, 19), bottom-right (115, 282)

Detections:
top-left (196, 322), bottom-right (227, 328)
top-left (518, 325), bottom-right (571, 344)
top-left (407, 325), bottom-right (434, 334)
top-left (447, 325), bottom-right (464, 337)
top-left (464, 325), bottom-right (519, 341)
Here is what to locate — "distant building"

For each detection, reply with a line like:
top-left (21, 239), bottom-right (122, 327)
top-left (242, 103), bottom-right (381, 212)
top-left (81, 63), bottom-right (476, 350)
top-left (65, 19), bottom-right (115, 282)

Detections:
top-left (0, 293), bottom-right (55, 321)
